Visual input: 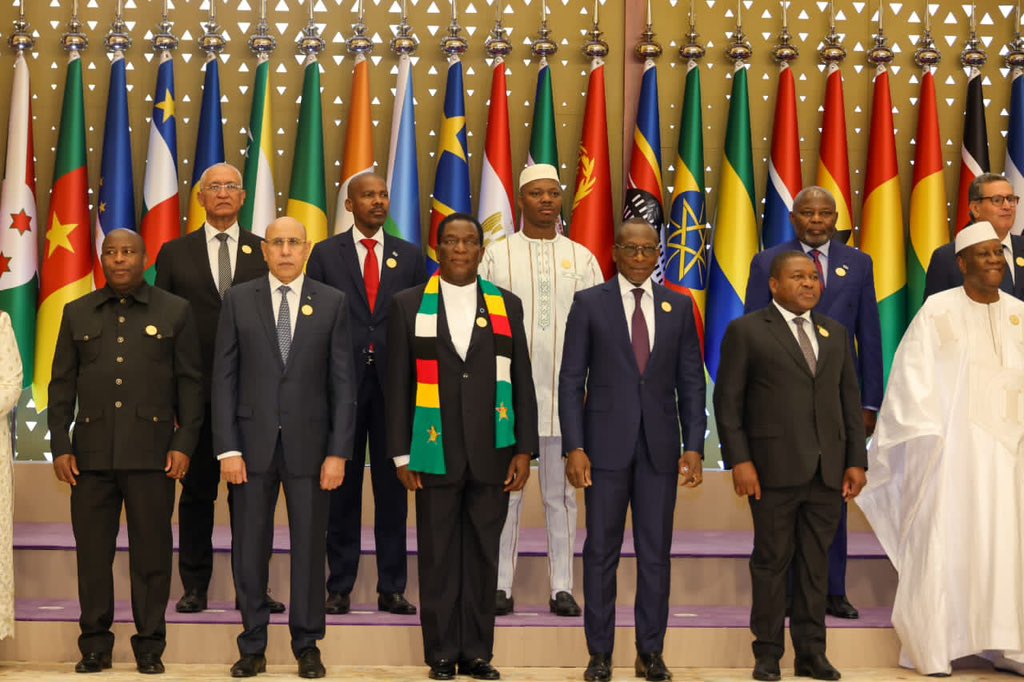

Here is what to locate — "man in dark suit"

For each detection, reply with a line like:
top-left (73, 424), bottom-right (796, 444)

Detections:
top-left (212, 217), bottom-right (356, 679)
top-left (386, 213), bottom-right (538, 681)
top-left (153, 162), bottom-right (278, 615)
top-left (307, 172), bottom-right (426, 616)
top-left (559, 218), bottom-right (706, 682)
top-left (743, 185), bottom-right (881, 619)
top-left (50, 229), bottom-right (204, 675)
top-left (715, 251), bottom-right (867, 682)
top-left (924, 173), bottom-right (1024, 300)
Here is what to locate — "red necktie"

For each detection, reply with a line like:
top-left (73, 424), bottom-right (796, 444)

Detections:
top-left (361, 238), bottom-right (380, 313)
top-left (809, 249), bottom-right (825, 293)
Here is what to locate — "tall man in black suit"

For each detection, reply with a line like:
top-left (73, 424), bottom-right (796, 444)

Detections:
top-left (924, 173), bottom-right (1024, 300)
top-left (50, 229), bottom-right (204, 675)
top-left (387, 213), bottom-right (538, 681)
top-left (559, 219), bottom-right (707, 682)
top-left (714, 251), bottom-right (867, 682)
top-left (153, 162), bottom-right (277, 615)
top-left (307, 172), bottom-right (426, 616)
top-left (213, 217), bottom-right (356, 679)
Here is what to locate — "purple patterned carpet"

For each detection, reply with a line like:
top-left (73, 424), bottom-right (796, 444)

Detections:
top-left (13, 599), bottom-right (893, 629)
top-left (13, 523), bottom-right (887, 559)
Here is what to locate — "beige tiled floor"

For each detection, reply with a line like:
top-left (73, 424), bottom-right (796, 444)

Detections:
top-left (0, 664), bottom-right (1016, 680)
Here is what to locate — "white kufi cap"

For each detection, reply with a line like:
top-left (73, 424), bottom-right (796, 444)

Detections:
top-left (954, 220), bottom-right (1000, 254)
top-left (518, 164), bottom-right (560, 190)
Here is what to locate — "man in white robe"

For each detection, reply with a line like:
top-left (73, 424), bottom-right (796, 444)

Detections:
top-left (481, 164), bottom-right (603, 617)
top-left (858, 221), bottom-right (1024, 677)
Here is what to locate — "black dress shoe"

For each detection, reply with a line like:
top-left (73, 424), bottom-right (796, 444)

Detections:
top-left (794, 653), bottom-right (841, 680)
top-left (459, 658), bottom-right (501, 680)
top-left (428, 659), bottom-right (457, 680)
top-left (584, 653), bottom-right (612, 682)
top-left (136, 653), bottom-right (165, 675)
top-left (230, 654), bottom-right (267, 678)
top-left (752, 657), bottom-right (781, 681)
top-left (75, 652), bottom-right (112, 674)
top-left (175, 588), bottom-right (208, 613)
top-left (265, 593), bottom-right (286, 614)
top-left (297, 647), bottom-right (326, 679)
top-left (635, 652), bottom-right (671, 681)
top-left (495, 590), bottom-right (514, 616)
top-left (378, 592), bottom-right (417, 615)
top-left (824, 595), bottom-right (859, 619)
top-left (325, 592), bottom-right (350, 615)
top-left (549, 591), bottom-right (582, 617)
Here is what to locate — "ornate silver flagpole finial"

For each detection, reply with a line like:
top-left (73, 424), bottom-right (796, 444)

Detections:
top-left (249, 0), bottom-right (277, 57)
top-left (914, 0), bottom-right (941, 71)
top-left (1005, 1), bottom-right (1024, 71)
top-left (726, 0), bottom-right (752, 65)
top-left (348, 0), bottom-right (373, 57)
top-left (771, 1), bottom-right (798, 64)
top-left (960, 0), bottom-right (986, 70)
top-left (391, 0), bottom-right (419, 56)
top-left (199, 0), bottom-right (226, 55)
top-left (635, 0), bottom-right (662, 61)
top-left (298, 0), bottom-right (325, 57)
top-left (582, 0), bottom-right (609, 60)
top-left (152, 0), bottom-right (179, 53)
top-left (105, 0), bottom-right (132, 54)
top-left (866, 0), bottom-right (894, 68)
top-left (819, 0), bottom-right (846, 65)
top-left (9, 1), bottom-right (35, 53)
top-left (62, 0), bottom-right (88, 54)
top-left (532, 0), bottom-right (557, 62)
top-left (485, 1), bottom-right (512, 61)
top-left (440, 0), bottom-right (468, 59)
top-left (680, 0), bottom-right (706, 62)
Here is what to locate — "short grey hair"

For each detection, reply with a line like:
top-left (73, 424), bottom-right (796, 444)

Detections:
top-left (969, 173), bottom-right (1011, 202)
top-left (198, 162), bottom-right (243, 190)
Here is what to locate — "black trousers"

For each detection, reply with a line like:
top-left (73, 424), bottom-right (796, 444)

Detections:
top-left (232, 439), bottom-right (329, 658)
top-left (749, 471), bottom-right (842, 661)
top-left (326, 366), bottom-right (408, 595)
top-left (177, 406), bottom-right (221, 593)
top-left (582, 436), bottom-right (677, 655)
top-left (416, 473), bottom-right (507, 666)
top-left (71, 469), bottom-right (175, 658)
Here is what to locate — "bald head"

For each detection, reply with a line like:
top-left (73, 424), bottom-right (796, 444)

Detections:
top-left (100, 229), bottom-right (146, 294)
top-left (346, 172), bottom-right (390, 236)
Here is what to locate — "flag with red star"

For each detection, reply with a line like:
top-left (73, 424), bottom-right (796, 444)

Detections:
top-left (34, 52), bottom-right (93, 411)
top-left (0, 51), bottom-right (38, 389)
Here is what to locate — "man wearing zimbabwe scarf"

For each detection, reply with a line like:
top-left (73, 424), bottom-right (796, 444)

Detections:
top-left (386, 213), bottom-right (539, 681)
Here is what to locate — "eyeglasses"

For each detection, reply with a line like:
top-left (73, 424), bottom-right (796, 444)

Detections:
top-left (266, 238), bottom-right (306, 249)
top-left (203, 183), bottom-right (244, 194)
top-left (439, 237), bottom-right (481, 249)
top-left (614, 243), bottom-right (659, 258)
top-left (978, 194), bottom-right (1021, 207)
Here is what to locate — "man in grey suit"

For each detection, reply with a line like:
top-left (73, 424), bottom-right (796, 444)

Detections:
top-left (212, 217), bottom-right (356, 679)
top-left (714, 251), bottom-right (867, 682)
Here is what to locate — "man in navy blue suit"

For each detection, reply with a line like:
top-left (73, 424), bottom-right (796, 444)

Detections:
top-left (924, 173), bottom-right (1024, 301)
top-left (744, 185), bottom-right (882, 620)
top-left (559, 219), bottom-right (706, 682)
top-left (307, 172), bottom-right (427, 617)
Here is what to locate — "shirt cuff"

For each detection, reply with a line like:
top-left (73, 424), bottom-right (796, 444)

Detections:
top-left (393, 455), bottom-right (410, 468)
top-left (217, 451), bottom-right (242, 461)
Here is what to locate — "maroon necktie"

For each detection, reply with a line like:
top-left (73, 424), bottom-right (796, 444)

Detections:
top-left (631, 288), bottom-right (650, 374)
top-left (809, 249), bottom-right (825, 293)
top-left (361, 238), bottom-right (380, 313)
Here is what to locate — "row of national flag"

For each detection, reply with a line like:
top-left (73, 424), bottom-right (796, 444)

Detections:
top-left (1, 46), bottom-right (1023, 414)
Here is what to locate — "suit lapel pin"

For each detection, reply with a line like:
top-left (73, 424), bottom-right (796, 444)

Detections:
top-left (145, 324), bottom-right (158, 336)
top-left (241, 244), bottom-right (253, 255)
top-left (476, 316), bottom-right (488, 328)
top-left (1016, 256), bottom-right (1024, 268)
top-left (817, 325), bottom-right (830, 337)
top-left (1012, 315), bottom-right (1021, 326)
top-left (301, 304), bottom-right (314, 316)
top-left (834, 265), bottom-right (848, 277)
top-left (562, 259), bottom-right (572, 270)
top-left (661, 301), bottom-right (672, 312)
top-left (386, 256), bottom-right (398, 269)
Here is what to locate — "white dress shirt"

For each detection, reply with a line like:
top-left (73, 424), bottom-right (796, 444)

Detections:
top-left (773, 299), bottom-right (819, 359)
top-left (205, 222), bottom-right (240, 280)
top-left (800, 240), bottom-right (830, 288)
top-left (617, 273), bottom-right (655, 350)
top-left (218, 272), bottom-right (305, 461)
top-left (439, 278), bottom-right (478, 360)
top-left (353, 227), bottom-right (384, 278)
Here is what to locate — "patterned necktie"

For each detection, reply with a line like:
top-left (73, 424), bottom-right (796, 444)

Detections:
top-left (277, 285), bottom-right (292, 363)
top-left (1002, 244), bottom-right (1014, 293)
top-left (792, 317), bottom-right (816, 374)
top-left (809, 248), bottom-right (825, 293)
top-left (215, 232), bottom-right (231, 299)
top-left (631, 288), bottom-right (650, 374)
top-left (360, 238), bottom-right (380, 313)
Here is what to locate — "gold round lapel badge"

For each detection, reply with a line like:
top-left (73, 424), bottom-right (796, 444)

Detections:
top-left (241, 244), bottom-right (253, 255)
top-left (301, 304), bottom-right (314, 316)
top-left (476, 317), bottom-right (488, 328)
top-left (661, 301), bottom-right (672, 312)
top-left (1012, 315), bottom-right (1021, 326)
top-left (386, 257), bottom-right (398, 269)
top-left (818, 325), bottom-right (830, 338)
top-left (145, 325), bottom-right (158, 336)
top-left (835, 267), bottom-right (847, 278)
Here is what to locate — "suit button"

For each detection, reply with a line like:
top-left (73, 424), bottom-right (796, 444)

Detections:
top-left (114, 401), bottom-right (122, 409)
top-left (462, 373), bottom-right (470, 379)
top-left (640, 379), bottom-right (645, 385)
top-left (118, 316), bottom-right (125, 324)
top-left (368, 326), bottom-right (374, 332)
top-left (116, 356), bottom-right (124, 363)
top-left (152, 417), bottom-right (159, 422)
top-left (117, 336), bottom-right (124, 344)
top-left (119, 298), bottom-right (127, 305)
top-left (115, 378), bottom-right (123, 386)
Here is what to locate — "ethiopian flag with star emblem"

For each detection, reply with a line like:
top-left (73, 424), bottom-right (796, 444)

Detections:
top-left (34, 52), bottom-right (93, 411)
top-left (0, 51), bottom-right (38, 388)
